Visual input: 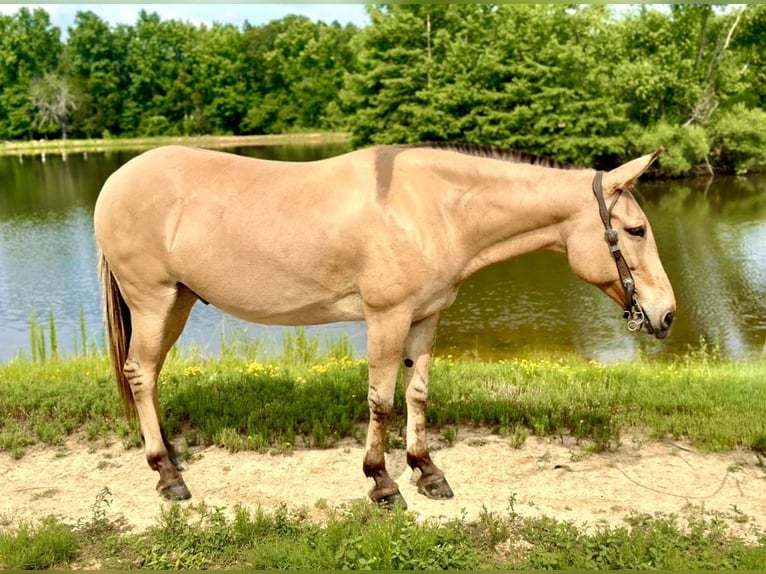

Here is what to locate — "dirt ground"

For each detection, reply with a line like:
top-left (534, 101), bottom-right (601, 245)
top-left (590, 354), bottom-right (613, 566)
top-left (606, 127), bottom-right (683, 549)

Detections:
top-left (2, 429), bottom-right (765, 538)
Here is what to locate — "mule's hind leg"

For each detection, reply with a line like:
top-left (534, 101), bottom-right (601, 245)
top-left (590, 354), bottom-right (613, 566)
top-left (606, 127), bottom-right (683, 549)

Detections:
top-left (403, 314), bottom-right (454, 500)
top-left (124, 286), bottom-right (196, 500)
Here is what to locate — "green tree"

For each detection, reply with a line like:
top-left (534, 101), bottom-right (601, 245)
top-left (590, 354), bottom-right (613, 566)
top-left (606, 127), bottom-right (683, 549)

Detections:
top-left (709, 104), bottom-right (766, 173)
top-left (29, 73), bottom-right (75, 138)
top-left (340, 4), bottom-right (435, 146)
top-left (66, 11), bottom-right (128, 138)
top-left (1, 4), bottom-right (764, 174)
top-left (0, 8), bottom-right (62, 139)
top-left (343, 4), bottom-right (628, 166)
top-left (481, 4), bottom-right (628, 165)
top-left (194, 23), bottom-right (248, 134)
top-left (732, 3), bottom-right (766, 109)
top-left (617, 5), bottom-right (758, 174)
top-left (241, 15), bottom-right (356, 134)
top-left (343, 4), bottom-right (765, 174)
top-left (120, 11), bottom-right (200, 136)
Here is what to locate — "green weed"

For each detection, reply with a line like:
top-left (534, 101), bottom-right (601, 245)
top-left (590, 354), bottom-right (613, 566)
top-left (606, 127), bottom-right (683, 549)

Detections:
top-left (441, 424), bottom-right (458, 445)
top-left (518, 509), bottom-right (766, 570)
top-left (4, 498), bottom-right (765, 570)
top-left (139, 503), bottom-right (240, 569)
top-left (243, 501), bottom-right (478, 570)
top-left (0, 516), bottom-right (78, 569)
top-left (281, 327), bottom-right (320, 368)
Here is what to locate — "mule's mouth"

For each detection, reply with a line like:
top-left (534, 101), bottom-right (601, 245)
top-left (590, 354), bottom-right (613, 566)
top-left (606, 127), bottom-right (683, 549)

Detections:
top-left (633, 320), bottom-right (669, 340)
top-left (646, 310), bottom-right (674, 340)
top-left (653, 322), bottom-right (676, 340)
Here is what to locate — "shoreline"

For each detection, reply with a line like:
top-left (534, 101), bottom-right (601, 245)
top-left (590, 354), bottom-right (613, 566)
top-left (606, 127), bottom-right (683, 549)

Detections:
top-left (0, 132), bottom-right (351, 157)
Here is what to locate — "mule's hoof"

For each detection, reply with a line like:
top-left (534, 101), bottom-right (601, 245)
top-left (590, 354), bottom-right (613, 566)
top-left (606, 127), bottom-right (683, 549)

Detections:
top-left (374, 490), bottom-right (408, 510)
top-left (418, 477), bottom-right (454, 500)
top-left (158, 478), bottom-right (192, 501)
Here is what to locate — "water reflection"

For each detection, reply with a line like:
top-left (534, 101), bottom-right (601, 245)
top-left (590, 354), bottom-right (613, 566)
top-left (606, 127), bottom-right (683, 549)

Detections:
top-left (0, 209), bottom-right (101, 355)
top-left (0, 153), bottom-right (109, 216)
top-left (1, 148), bottom-right (765, 362)
top-left (646, 175), bottom-right (766, 359)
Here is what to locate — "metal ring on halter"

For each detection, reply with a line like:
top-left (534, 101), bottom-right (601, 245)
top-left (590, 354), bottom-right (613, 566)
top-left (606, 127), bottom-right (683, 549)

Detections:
top-left (626, 310), bottom-right (645, 332)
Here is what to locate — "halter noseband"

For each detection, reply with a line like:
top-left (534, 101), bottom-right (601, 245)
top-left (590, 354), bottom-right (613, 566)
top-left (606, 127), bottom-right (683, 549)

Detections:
top-left (591, 171), bottom-right (653, 334)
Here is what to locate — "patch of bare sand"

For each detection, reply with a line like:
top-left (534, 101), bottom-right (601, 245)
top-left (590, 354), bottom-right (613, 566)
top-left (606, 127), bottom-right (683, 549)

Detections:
top-left (1, 430), bottom-right (764, 537)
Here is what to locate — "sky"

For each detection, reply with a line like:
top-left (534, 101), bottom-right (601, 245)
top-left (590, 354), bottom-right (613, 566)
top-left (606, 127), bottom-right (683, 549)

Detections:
top-left (0, 4), bottom-right (371, 34)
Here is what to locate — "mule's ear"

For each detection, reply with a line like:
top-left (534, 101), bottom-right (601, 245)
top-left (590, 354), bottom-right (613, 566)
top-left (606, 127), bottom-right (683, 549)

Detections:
top-left (602, 148), bottom-right (664, 195)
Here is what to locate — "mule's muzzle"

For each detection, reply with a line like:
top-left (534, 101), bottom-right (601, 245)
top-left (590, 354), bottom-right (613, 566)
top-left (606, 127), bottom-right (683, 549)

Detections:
top-left (623, 295), bottom-right (675, 340)
top-left (653, 311), bottom-right (674, 340)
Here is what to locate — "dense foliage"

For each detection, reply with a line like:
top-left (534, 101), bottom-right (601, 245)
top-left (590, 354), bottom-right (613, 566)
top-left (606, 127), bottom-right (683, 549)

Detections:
top-left (4, 498), bottom-right (766, 569)
top-left (1, 4), bottom-right (765, 174)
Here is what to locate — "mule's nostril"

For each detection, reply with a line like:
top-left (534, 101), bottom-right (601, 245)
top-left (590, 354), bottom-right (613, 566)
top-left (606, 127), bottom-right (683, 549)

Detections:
top-left (662, 312), bottom-right (674, 328)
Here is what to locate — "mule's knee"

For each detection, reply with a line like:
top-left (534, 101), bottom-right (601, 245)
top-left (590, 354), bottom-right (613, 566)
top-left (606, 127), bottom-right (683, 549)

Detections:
top-left (368, 387), bottom-right (394, 419)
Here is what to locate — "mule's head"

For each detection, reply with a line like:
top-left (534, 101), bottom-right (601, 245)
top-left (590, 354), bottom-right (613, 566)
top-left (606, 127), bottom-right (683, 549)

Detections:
top-left (565, 150), bottom-right (676, 339)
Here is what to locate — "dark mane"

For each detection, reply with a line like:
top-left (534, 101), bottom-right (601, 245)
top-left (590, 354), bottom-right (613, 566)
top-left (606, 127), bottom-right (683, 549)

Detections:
top-left (409, 142), bottom-right (572, 170)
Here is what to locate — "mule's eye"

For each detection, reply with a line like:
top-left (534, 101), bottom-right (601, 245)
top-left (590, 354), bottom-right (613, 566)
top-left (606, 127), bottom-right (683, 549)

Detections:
top-left (626, 226), bottom-right (645, 238)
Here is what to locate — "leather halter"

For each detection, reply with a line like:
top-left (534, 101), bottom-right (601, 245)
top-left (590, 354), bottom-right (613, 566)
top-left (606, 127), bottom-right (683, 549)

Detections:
top-left (591, 171), bottom-right (653, 334)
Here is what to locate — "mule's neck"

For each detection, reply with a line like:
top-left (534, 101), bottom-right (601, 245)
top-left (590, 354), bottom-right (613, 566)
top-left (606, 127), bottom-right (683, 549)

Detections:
top-left (446, 159), bottom-right (593, 282)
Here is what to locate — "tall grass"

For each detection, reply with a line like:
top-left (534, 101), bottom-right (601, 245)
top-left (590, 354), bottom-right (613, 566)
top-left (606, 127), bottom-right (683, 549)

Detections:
top-left (26, 309), bottom-right (63, 362)
top-left (26, 308), bottom-right (94, 363)
top-left (2, 318), bottom-right (766, 459)
top-left (28, 311), bottom-right (47, 364)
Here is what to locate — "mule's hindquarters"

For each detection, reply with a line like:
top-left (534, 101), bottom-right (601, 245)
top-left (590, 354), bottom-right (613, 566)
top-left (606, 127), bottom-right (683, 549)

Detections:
top-left (98, 251), bottom-right (195, 500)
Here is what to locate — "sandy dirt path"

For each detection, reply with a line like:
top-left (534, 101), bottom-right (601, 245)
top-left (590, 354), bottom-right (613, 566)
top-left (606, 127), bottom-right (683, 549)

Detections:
top-left (1, 431), bottom-right (764, 537)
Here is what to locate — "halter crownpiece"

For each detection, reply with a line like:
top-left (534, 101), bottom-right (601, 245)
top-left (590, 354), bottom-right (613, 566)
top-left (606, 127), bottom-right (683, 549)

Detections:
top-left (591, 171), bottom-right (654, 335)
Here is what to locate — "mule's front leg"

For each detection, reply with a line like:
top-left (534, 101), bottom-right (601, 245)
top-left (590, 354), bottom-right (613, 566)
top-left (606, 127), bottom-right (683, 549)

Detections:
top-left (403, 314), bottom-right (454, 500)
top-left (363, 311), bottom-right (410, 508)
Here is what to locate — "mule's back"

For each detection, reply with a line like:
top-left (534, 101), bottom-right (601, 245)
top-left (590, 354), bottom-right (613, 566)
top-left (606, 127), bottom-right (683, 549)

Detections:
top-left (95, 146), bottom-right (383, 324)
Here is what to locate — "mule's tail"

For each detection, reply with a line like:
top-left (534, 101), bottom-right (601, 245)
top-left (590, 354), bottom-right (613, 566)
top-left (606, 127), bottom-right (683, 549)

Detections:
top-left (99, 251), bottom-right (136, 421)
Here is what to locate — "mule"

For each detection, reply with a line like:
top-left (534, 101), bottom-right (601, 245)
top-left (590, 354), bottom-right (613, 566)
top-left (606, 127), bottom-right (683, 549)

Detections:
top-left (94, 143), bottom-right (675, 507)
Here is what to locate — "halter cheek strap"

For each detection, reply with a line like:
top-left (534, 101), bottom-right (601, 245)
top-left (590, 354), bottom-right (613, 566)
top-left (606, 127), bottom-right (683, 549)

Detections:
top-left (591, 171), bottom-right (653, 334)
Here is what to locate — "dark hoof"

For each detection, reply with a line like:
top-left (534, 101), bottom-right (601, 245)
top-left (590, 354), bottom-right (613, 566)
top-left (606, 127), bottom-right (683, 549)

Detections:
top-left (158, 478), bottom-right (192, 501)
top-left (418, 477), bottom-right (454, 500)
top-left (375, 490), bottom-right (408, 510)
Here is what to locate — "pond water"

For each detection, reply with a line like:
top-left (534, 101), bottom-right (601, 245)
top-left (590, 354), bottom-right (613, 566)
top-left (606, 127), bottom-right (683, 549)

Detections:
top-left (1, 144), bottom-right (765, 363)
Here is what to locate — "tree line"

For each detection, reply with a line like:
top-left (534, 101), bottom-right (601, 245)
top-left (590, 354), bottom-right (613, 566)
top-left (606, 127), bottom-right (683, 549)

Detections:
top-left (1, 4), bottom-right (765, 175)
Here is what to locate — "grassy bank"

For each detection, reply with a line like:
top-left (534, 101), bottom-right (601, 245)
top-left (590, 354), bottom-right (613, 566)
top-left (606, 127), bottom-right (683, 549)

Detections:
top-left (2, 492), bottom-right (766, 569)
top-left (0, 132), bottom-right (351, 157)
top-left (2, 333), bottom-right (766, 569)
top-left (1, 332), bottom-right (765, 459)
